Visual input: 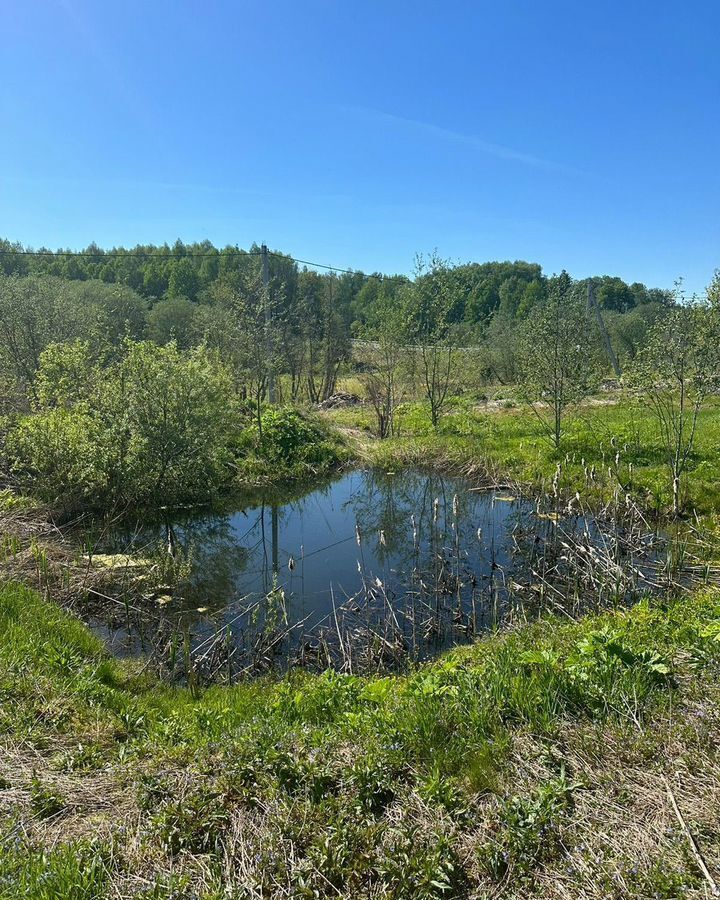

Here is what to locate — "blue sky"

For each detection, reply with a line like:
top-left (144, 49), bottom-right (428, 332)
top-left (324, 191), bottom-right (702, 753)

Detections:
top-left (1, 0), bottom-right (718, 294)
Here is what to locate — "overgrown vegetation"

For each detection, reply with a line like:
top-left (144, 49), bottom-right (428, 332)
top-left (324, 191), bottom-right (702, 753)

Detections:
top-left (1, 338), bottom-right (345, 514)
top-left (1, 241), bottom-right (716, 518)
top-left (1, 241), bottom-right (720, 897)
top-left (331, 396), bottom-right (720, 518)
top-left (2, 580), bottom-right (720, 897)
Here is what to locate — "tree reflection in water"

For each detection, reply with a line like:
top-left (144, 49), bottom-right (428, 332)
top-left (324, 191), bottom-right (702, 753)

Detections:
top-left (89, 469), bottom-right (664, 676)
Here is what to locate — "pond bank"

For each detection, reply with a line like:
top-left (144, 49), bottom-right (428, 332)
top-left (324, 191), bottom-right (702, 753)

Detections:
top-left (2, 398), bottom-right (720, 896)
top-left (326, 397), bottom-right (720, 518)
top-left (2, 580), bottom-right (720, 897)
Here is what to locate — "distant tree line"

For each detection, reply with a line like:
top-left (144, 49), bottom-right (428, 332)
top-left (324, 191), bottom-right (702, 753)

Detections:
top-left (0, 237), bottom-right (677, 407)
top-left (0, 237), bottom-right (717, 517)
top-left (0, 237), bottom-right (672, 331)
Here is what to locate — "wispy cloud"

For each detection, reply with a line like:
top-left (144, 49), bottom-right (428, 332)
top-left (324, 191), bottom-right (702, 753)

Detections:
top-left (346, 107), bottom-right (581, 175)
top-left (0, 173), bottom-right (352, 204)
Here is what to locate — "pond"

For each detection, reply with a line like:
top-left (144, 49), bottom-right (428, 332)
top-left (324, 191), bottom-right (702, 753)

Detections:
top-left (86, 468), bottom-right (665, 676)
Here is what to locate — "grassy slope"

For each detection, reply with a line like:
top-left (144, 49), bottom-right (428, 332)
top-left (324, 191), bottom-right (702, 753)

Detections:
top-left (2, 397), bottom-right (720, 898)
top-left (2, 581), bottom-right (720, 898)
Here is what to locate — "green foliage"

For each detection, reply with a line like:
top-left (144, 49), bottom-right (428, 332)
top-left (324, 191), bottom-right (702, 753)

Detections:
top-left (595, 275), bottom-right (636, 312)
top-left (258, 407), bottom-right (331, 462)
top-left (604, 301), bottom-right (667, 365)
top-left (406, 254), bottom-right (461, 429)
top-left (0, 242), bottom-right (673, 421)
top-left (147, 296), bottom-right (199, 348)
top-left (240, 407), bottom-right (346, 480)
top-left (447, 260), bottom-right (545, 324)
top-left (479, 775), bottom-right (577, 880)
top-left (295, 269), bottom-right (352, 403)
top-left (167, 257), bottom-right (200, 301)
top-left (629, 301), bottom-right (720, 514)
top-left (151, 791), bottom-right (231, 855)
top-left (0, 275), bottom-right (148, 407)
top-left (2, 580), bottom-right (720, 897)
top-left (29, 774), bottom-right (67, 819)
top-left (516, 273), bottom-right (601, 449)
top-left (7, 407), bottom-right (110, 508)
top-left (118, 340), bottom-right (236, 502)
top-left (623, 857), bottom-right (702, 898)
top-left (8, 340), bottom-right (238, 511)
top-left (377, 829), bottom-right (467, 899)
top-left (0, 831), bottom-right (110, 900)
top-left (357, 291), bottom-right (413, 438)
top-left (34, 340), bottom-right (99, 408)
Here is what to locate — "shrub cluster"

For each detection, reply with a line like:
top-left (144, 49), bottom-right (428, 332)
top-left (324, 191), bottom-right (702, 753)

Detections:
top-left (4, 341), bottom-right (344, 513)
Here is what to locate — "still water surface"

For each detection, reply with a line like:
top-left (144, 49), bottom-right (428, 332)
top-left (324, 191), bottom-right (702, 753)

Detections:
top-left (90, 469), bottom-right (652, 670)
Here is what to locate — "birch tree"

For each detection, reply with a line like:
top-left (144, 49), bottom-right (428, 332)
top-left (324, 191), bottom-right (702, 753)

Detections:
top-left (630, 299), bottom-right (720, 516)
top-left (516, 273), bottom-right (600, 450)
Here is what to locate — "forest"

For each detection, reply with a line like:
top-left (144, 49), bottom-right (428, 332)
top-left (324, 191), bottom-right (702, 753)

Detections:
top-left (0, 238), bottom-right (688, 512)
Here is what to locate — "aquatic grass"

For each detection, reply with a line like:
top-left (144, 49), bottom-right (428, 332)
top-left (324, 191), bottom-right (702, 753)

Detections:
top-left (329, 396), bottom-right (720, 517)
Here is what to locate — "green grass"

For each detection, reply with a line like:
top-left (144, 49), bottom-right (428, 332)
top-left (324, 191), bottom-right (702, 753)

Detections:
top-left (3, 392), bottom-right (720, 896)
top-left (0, 833), bottom-right (112, 900)
top-left (329, 395), bottom-right (720, 516)
top-left (3, 580), bottom-right (720, 897)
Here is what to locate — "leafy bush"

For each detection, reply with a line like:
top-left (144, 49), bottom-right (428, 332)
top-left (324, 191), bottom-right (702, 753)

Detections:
top-left (7, 343), bottom-right (349, 509)
top-left (240, 407), bottom-right (346, 480)
top-left (260, 407), bottom-right (342, 466)
top-left (7, 340), bottom-right (238, 512)
top-left (7, 407), bottom-right (111, 509)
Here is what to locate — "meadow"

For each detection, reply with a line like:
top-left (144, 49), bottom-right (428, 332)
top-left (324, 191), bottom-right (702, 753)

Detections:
top-left (2, 394), bottom-right (720, 899)
top-left (330, 393), bottom-right (720, 517)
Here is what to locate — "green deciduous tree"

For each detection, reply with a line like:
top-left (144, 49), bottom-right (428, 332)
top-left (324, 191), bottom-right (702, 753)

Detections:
top-left (167, 257), bottom-right (200, 301)
top-left (407, 254), bottom-right (458, 429)
top-left (358, 294), bottom-right (410, 439)
top-left (629, 300), bottom-right (720, 516)
top-left (118, 341), bottom-right (236, 501)
top-left (296, 271), bottom-right (351, 404)
top-left (148, 296), bottom-right (198, 349)
top-left (516, 273), bottom-right (600, 450)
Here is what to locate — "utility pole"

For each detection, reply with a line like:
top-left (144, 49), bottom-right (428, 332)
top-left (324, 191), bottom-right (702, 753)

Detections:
top-left (587, 280), bottom-right (621, 378)
top-left (261, 243), bottom-right (276, 404)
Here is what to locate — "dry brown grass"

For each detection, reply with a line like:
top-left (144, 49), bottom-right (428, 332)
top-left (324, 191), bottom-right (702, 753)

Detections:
top-left (1, 739), bottom-right (137, 846)
top-left (3, 676), bottom-right (719, 898)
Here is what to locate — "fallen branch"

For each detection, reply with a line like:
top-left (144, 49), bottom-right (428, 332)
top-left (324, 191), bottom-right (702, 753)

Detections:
top-left (662, 773), bottom-right (719, 896)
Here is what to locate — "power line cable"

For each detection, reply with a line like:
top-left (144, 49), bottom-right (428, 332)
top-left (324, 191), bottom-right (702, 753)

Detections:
top-left (0, 246), bottom-right (394, 282)
top-left (0, 248), bottom-right (262, 260)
